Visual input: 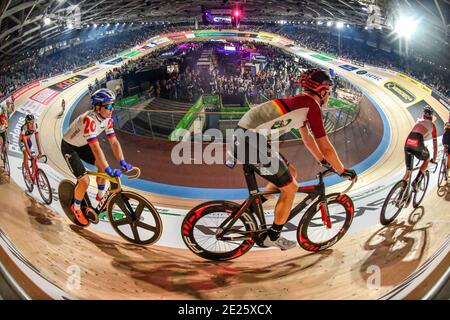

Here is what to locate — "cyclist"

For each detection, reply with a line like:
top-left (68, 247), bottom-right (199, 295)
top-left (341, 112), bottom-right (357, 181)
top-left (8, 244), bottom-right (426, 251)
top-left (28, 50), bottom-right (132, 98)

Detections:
top-left (57, 99), bottom-right (66, 118)
top-left (403, 106), bottom-right (437, 189)
top-left (61, 88), bottom-right (133, 226)
top-left (0, 106), bottom-right (8, 155)
top-left (442, 120), bottom-right (450, 178)
top-left (233, 68), bottom-right (357, 250)
top-left (20, 114), bottom-right (43, 172)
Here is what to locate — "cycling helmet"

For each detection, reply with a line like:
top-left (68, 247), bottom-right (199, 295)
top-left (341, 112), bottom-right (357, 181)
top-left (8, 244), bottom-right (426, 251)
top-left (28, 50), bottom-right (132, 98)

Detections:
top-left (91, 88), bottom-right (116, 107)
top-left (300, 68), bottom-right (333, 94)
top-left (423, 106), bottom-right (433, 118)
top-left (25, 114), bottom-right (35, 123)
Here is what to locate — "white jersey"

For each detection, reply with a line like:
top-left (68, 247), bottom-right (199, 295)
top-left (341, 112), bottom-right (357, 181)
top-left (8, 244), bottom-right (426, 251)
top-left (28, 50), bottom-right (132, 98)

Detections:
top-left (63, 110), bottom-right (116, 147)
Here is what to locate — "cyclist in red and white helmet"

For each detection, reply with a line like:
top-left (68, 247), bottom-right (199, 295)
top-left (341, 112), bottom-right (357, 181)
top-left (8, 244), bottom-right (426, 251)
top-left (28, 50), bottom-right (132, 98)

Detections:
top-left (233, 68), bottom-right (357, 250)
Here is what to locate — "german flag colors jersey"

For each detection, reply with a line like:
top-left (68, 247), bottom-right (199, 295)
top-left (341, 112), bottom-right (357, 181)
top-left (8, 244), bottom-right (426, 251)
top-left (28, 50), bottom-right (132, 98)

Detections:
top-left (238, 94), bottom-right (326, 138)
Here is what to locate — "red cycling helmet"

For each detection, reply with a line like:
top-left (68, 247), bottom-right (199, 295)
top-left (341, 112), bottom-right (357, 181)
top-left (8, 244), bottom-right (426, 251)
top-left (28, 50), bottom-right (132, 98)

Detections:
top-left (300, 68), bottom-right (333, 93)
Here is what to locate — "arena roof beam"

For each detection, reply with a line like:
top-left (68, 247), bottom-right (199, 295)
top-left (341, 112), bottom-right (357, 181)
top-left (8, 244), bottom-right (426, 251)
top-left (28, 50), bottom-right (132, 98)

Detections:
top-left (434, 0), bottom-right (447, 27)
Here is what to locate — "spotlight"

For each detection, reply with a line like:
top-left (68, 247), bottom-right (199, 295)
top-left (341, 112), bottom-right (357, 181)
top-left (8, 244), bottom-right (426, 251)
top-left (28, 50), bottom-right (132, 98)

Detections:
top-left (336, 21), bottom-right (344, 29)
top-left (44, 17), bottom-right (51, 25)
top-left (67, 22), bottom-right (73, 29)
top-left (326, 21), bottom-right (332, 27)
top-left (395, 16), bottom-right (419, 39)
top-left (93, 23), bottom-right (98, 27)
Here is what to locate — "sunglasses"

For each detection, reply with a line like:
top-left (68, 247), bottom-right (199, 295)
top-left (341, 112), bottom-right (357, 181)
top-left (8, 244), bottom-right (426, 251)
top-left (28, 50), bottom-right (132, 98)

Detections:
top-left (102, 103), bottom-right (114, 110)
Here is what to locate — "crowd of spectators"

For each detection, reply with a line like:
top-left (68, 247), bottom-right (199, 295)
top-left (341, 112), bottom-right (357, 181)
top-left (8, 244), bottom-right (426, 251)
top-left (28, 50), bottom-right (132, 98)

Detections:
top-left (173, 43), bottom-right (313, 103)
top-left (1, 23), bottom-right (448, 103)
top-left (270, 25), bottom-right (449, 98)
top-left (0, 25), bottom-right (185, 100)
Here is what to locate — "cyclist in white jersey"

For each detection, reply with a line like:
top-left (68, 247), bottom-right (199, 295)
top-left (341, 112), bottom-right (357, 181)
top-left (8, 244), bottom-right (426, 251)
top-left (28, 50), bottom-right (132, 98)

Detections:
top-left (403, 106), bottom-right (437, 189)
top-left (232, 69), bottom-right (357, 250)
top-left (61, 89), bottom-right (133, 226)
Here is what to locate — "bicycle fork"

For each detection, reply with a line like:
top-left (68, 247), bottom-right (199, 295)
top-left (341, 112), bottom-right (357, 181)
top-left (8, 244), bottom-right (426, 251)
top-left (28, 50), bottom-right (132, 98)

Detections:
top-left (319, 199), bottom-right (332, 229)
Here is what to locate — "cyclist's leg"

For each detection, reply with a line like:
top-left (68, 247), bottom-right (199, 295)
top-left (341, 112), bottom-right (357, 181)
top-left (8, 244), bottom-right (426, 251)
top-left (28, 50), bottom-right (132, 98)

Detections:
top-left (61, 141), bottom-right (90, 225)
top-left (253, 142), bottom-right (297, 249)
top-left (402, 147), bottom-right (414, 181)
top-left (94, 160), bottom-right (107, 200)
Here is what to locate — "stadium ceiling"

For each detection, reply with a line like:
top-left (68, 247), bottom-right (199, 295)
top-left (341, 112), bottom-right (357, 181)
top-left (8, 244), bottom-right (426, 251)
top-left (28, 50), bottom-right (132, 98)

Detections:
top-left (0, 0), bottom-right (449, 58)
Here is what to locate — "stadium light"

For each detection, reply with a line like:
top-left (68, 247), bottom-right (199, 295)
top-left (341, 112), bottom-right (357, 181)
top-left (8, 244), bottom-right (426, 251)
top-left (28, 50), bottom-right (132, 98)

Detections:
top-left (67, 22), bottom-right (73, 29)
top-left (326, 21), bottom-right (332, 27)
top-left (317, 21), bottom-right (323, 25)
top-left (336, 21), bottom-right (344, 29)
top-left (395, 16), bottom-right (419, 39)
top-left (44, 17), bottom-right (51, 25)
top-left (233, 10), bottom-right (240, 17)
top-left (93, 23), bottom-right (98, 27)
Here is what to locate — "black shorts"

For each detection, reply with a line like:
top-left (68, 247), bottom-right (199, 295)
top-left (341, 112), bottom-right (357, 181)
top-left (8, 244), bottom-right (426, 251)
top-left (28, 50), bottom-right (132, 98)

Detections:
top-left (231, 126), bottom-right (293, 188)
top-left (61, 140), bottom-right (96, 179)
top-left (404, 132), bottom-right (429, 170)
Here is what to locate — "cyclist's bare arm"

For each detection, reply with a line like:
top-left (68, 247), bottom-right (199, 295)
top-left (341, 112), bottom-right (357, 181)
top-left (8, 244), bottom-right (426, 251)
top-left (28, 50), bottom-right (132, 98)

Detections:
top-left (88, 140), bottom-right (109, 172)
top-left (299, 126), bottom-right (324, 162)
top-left (22, 136), bottom-right (33, 158)
top-left (107, 136), bottom-right (125, 163)
top-left (315, 135), bottom-right (346, 174)
top-left (35, 132), bottom-right (43, 156)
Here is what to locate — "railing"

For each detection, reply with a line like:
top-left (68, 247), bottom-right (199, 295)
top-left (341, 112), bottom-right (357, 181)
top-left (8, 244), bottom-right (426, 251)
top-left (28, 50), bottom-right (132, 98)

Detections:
top-left (115, 94), bottom-right (361, 141)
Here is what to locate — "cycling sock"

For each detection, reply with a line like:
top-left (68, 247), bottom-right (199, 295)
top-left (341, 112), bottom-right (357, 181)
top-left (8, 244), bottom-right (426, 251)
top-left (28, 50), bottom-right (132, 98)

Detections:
top-left (97, 184), bottom-right (105, 199)
top-left (73, 198), bottom-right (82, 211)
top-left (268, 223), bottom-right (284, 241)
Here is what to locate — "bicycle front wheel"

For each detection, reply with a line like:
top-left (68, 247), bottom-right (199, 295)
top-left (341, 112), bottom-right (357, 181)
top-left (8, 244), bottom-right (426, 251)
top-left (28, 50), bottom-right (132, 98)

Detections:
top-left (297, 193), bottom-right (354, 252)
top-left (438, 156), bottom-right (448, 189)
top-left (2, 151), bottom-right (9, 176)
top-left (37, 169), bottom-right (52, 205)
top-left (107, 191), bottom-right (162, 245)
top-left (181, 201), bottom-right (257, 261)
top-left (22, 164), bottom-right (33, 192)
top-left (413, 170), bottom-right (429, 208)
top-left (380, 180), bottom-right (406, 225)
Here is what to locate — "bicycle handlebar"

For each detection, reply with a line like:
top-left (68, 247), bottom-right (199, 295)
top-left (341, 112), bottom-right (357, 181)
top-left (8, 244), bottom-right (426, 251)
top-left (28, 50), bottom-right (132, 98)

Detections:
top-left (318, 166), bottom-right (356, 194)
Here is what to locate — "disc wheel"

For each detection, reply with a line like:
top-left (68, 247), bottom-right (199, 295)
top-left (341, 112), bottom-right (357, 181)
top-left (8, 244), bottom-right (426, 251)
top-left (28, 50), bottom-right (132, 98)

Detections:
top-left (107, 191), bottom-right (162, 245)
top-left (57, 180), bottom-right (89, 227)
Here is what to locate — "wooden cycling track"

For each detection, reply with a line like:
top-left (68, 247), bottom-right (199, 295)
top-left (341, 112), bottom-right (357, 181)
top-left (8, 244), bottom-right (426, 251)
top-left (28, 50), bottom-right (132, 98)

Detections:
top-left (0, 32), bottom-right (449, 299)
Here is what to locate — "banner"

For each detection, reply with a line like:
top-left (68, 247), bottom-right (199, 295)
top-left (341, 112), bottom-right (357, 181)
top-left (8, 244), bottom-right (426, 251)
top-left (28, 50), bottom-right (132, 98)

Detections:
top-left (29, 88), bottom-right (60, 105)
top-left (48, 75), bottom-right (88, 92)
top-left (73, 62), bottom-right (95, 74)
top-left (384, 81), bottom-right (416, 104)
top-left (310, 53), bottom-right (332, 62)
top-left (353, 69), bottom-right (386, 84)
top-left (12, 81), bottom-right (40, 100)
top-left (396, 72), bottom-right (432, 95)
top-left (339, 64), bottom-right (359, 72)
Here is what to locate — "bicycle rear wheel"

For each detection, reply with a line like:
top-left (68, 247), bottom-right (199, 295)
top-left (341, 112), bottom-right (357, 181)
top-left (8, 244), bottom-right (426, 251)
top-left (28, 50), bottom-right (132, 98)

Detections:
top-left (181, 200), bottom-right (257, 261)
top-left (413, 170), bottom-right (429, 208)
top-left (380, 180), bottom-right (406, 225)
top-left (37, 169), bottom-right (52, 205)
top-left (107, 191), bottom-right (163, 245)
top-left (22, 164), bottom-right (33, 192)
top-left (297, 193), bottom-right (354, 251)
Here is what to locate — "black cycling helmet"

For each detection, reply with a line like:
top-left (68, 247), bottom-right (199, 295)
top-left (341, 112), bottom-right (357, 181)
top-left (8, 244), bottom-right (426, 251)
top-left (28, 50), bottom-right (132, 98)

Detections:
top-left (423, 106), bottom-right (433, 118)
top-left (25, 114), bottom-right (35, 123)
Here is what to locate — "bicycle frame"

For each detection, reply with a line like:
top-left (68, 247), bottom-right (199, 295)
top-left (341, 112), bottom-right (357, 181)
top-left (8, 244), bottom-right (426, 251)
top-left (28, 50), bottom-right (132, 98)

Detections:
top-left (216, 164), bottom-right (335, 241)
top-left (26, 155), bottom-right (46, 183)
top-left (83, 168), bottom-right (140, 214)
